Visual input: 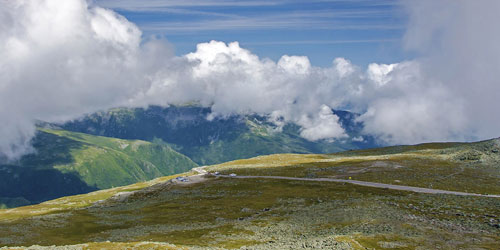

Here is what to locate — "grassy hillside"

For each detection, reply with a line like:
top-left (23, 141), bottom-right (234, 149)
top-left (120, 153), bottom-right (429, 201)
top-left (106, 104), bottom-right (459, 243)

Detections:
top-left (0, 139), bottom-right (498, 249)
top-left (60, 106), bottom-right (377, 165)
top-left (0, 128), bottom-right (197, 208)
top-left (209, 138), bottom-right (500, 195)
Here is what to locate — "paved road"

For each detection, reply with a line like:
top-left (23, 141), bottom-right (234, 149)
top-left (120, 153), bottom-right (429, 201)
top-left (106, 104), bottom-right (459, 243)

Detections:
top-left (192, 167), bottom-right (208, 175)
top-left (194, 167), bottom-right (500, 198)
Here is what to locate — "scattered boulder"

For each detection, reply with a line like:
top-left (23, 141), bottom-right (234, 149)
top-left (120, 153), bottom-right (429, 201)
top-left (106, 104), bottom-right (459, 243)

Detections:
top-left (241, 207), bottom-right (252, 212)
top-left (455, 150), bottom-right (482, 161)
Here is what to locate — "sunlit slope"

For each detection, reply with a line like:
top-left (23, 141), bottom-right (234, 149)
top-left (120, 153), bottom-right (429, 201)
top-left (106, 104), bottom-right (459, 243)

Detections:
top-left (60, 105), bottom-right (376, 165)
top-left (0, 139), bottom-right (499, 249)
top-left (208, 138), bottom-right (500, 195)
top-left (0, 128), bottom-right (197, 208)
top-left (0, 172), bottom-right (191, 222)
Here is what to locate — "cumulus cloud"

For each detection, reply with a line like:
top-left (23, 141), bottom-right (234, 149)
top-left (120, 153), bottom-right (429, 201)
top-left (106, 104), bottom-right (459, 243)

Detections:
top-left (0, 1), bottom-right (354, 160)
top-left (367, 63), bottom-right (397, 86)
top-left (133, 40), bottom-right (353, 139)
top-left (410, 0), bottom-right (500, 140)
top-left (357, 60), bottom-right (469, 144)
top-left (358, 0), bottom-right (500, 144)
top-left (1, 0), bottom-right (499, 159)
top-left (0, 0), bottom-right (169, 159)
top-left (299, 105), bottom-right (346, 141)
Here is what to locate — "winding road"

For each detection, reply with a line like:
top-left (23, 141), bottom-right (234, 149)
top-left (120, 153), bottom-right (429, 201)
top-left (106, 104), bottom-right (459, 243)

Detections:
top-left (192, 167), bottom-right (500, 198)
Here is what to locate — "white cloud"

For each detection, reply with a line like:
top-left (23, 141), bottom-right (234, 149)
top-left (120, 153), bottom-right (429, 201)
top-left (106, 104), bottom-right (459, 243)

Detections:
top-left (352, 136), bottom-right (364, 142)
top-left (367, 63), bottom-right (396, 86)
top-left (1, 0), bottom-right (500, 159)
top-left (357, 0), bottom-right (500, 144)
top-left (278, 55), bottom-right (311, 75)
top-left (359, 88), bottom-right (467, 144)
top-left (333, 58), bottom-right (355, 78)
top-left (0, 0), bottom-right (167, 159)
top-left (0, 0), bottom-right (353, 161)
top-left (138, 41), bottom-right (352, 139)
top-left (407, 0), bottom-right (500, 141)
top-left (299, 105), bottom-right (346, 141)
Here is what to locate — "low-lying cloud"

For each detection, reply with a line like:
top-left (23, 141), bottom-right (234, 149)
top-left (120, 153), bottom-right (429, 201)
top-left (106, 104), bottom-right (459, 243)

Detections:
top-left (1, 0), bottom-right (499, 159)
top-left (0, 0), bottom-right (155, 158)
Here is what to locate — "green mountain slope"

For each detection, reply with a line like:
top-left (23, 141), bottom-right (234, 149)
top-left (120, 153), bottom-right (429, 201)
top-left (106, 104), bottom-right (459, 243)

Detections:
top-left (61, 106), bottom-right (377, 165)
top-left (1, 138), bottom-right (498, 249)
top-left (0, 128), bottom-right (197, 208)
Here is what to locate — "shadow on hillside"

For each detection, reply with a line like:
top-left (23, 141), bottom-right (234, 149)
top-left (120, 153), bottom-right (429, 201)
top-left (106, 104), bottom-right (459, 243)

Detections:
top-left (0, 131), bottom-right (98, 207)
top-left (0, 166), bottom-right (98, 204)
top-left (19, 130), bottom-right (83, 167)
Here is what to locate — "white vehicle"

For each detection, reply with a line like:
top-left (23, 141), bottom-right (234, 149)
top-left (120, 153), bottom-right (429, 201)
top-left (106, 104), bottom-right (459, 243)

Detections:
top-left (214, 172), bottom-right (220, 175)
top-left (229, 173), bottom-right (237, 177)
top-left (176, 176), bottom-right (189, 182)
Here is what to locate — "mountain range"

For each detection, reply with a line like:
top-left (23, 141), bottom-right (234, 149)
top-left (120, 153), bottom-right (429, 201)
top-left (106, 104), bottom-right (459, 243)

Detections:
top-left (60, 105), bottom-right (377, 165)
top-left (1, 105), bottom-right (374, 208)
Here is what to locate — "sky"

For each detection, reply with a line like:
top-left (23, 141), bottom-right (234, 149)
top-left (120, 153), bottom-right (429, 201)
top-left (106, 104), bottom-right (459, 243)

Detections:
top-left (1, 0), bottom-right (499, 160)
top-left (95, 0), bottom-right (409, 67)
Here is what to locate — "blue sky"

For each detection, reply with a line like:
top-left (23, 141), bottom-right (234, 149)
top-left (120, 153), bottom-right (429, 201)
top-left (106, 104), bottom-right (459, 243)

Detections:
top-left (95, 0), bottom-right (410, 67)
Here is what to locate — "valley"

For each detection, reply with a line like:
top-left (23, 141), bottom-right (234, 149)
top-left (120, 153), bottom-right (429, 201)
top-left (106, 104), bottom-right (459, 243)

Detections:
top-left (0, 128), bottom-right (197, 208)
top-left (0, 106), bottom-right (376, 209)
top-left (2, 0), bottom-right (498, 249)
top-left (1, 139), bottom-right (499, 249)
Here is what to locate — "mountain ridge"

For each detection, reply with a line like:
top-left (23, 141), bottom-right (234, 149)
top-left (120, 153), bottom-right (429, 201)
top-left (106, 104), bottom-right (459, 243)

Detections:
top-left (0, 128), bottom-right (197, 208)
top-left (60, 105), bottom-right (377, 165)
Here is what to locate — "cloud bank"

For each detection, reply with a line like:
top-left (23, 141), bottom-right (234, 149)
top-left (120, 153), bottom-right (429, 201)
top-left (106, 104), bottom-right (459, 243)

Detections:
top-left (1, 0), bottom-right (499, 159)
top-left (0, 0), bottom-right (160, 158)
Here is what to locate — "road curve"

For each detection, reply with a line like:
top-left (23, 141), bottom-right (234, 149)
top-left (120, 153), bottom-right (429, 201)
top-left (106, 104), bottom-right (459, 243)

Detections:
top-left (193, 167), bottom-right (500, 198)
top-left (192, 167), bottom-right (208, 175)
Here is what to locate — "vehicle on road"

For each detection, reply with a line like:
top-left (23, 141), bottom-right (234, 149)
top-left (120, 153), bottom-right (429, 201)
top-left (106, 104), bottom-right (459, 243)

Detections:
top-left (176, 176), bottom-right (189, 182)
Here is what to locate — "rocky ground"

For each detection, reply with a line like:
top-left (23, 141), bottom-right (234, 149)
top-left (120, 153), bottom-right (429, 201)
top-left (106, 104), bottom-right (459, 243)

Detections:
top-left (1, 139), bottom-right (499, 249)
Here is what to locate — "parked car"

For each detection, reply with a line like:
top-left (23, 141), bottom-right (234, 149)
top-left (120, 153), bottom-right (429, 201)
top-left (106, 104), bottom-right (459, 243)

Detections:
top-left (229, 173), bottom-right (237, 177)
top-left (176, 176), bottom-right (189, 182)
